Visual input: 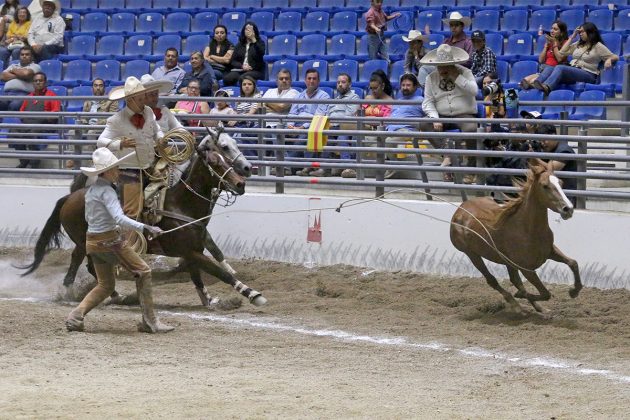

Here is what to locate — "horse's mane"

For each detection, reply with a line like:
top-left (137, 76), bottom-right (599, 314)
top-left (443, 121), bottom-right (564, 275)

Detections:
top-left (489, 170), bottom-right (536, 227)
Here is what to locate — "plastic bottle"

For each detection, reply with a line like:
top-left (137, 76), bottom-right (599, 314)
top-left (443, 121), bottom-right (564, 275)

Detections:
top-left (538, 25), bottom-right (543, 36)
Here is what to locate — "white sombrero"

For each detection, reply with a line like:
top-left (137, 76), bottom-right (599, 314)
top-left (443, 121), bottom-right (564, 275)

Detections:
top-left (442, 11), bottom-right (472, 27)
top-left (40, 0), bottom-right (61, 9)
top-left (80, 148), bottom-right (137, 176)
top-left (140, 74), bottom-right (174, 95)
top-left (402, 30), bottom-right (429, 43)
top-left (420, 44), bottom-right (469, 66)
top-left (108, 76), bottom-right (153, 101)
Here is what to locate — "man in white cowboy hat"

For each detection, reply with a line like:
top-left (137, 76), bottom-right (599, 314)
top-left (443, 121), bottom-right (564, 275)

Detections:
top-left (27, 0), bottom-right (65, 62)
top-left (97, 76), bottom-right (164, 219)
top-left (402, 29), bottom-right (429, 76)
top-left (417, 11), bottom-right (473, 87)
top-left (420, 44), bottom-right (479, 184)
top-left (65, 148), bottom-right (173, 334)
top-left (140, 74), bottom-right (181, 134)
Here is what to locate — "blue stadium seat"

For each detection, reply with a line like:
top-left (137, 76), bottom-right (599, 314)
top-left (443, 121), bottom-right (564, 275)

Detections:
top-left (587, 9), bottom-right (613, 32)
top-left (207, 0), bottom-right (233, 9)
top-left (81, 12), bottom-right (108, 33)
top-left (99, 0), bottom-right (125, 8)
top-left (400, 0), bottom-right (427, 6)
top-left (94, 35), bottom-right (124, 58)
top-left (389, 60), bottom-right (405, 87)
top-left (123, 59), bottom-right (151, 80)
top-left (222, 12), bottom-right (247, 34)
top-left (108, 13), bottom-right (135, 34)
top-left (616, 9), bottom-right (630, 32)
top-left (331, 59), bottom-right (358, 83)
top-left (295, 34), bottom-right (326, 59)
top-left (350, 86), bottom-right (364, 98)
top-left (183, 34), bottom-right (211, 55)
top-left (624, 37), bottom-right (630, 57)
top-left (570, 0), bottom-right (591, 5)
top-left (250, 11), bottom-right (274, 33)
top-left (558, 9), bottom-right (585, 31)
top-left (301, 59), bottom-right (328, 81)
top-left (503, 33), bottom-right (533, 60)
top-left (181, 0), bottom-right (208, 8)
top-left (485, 0), bottom-right (507, 6)
top-left (235, 0), bottom-right (261, 8)
top-left (48, 85), bottom-right (67, 100)
top-left (220, 86), bottom-right (240, 97)
top-left (569, 89), bottom-right (606, 120)
top-left (39, 60), bottom-right (63, 83)
top-left (391, 11), bottom-right (414, 33)
top-left (125, 0), bottom-right (146, 7)
top-left (303, 11), bottom-right (329, 33)
top-left (328, 34), bottom-right (356, 60)
top-left (426, 33), bottom-right (444, 51)
top-left (502, 9), bottom-right (528, 33)
top-left (359, 59), bottom-right (388, 82)
top-left (153, 0), bottom-right (176, 8)
top-left (317, 0), bottom-right (337, 8)
top-left (458, 0), bottom-right (478, 6)
top-left (506, 60), bottom-right (538, 88)
top-left (356, 34), bottom-right (369, 60)
top-left (263, 0), bottom-right (289, 8)
top-left (473, 10), bottom-right (500, 32)
top-left (600, 32), bottom-right (622, 56)
top-left (542, 89), bottom-right (574, 119)
top-left (60, 59), bottom-right (91, 87)
top-left (290, 0), bottom-right (316, 8)
top-left (164, 12), bottom-right (192, 33)
top-left (275, 11), bottom-right (302, 33)
top-left (346, 0), bottom-right (367, 8)
top-left (485, 32), bottom-right (503, 55)
top-left (72, 0), bottom-right (95, 8)
top-left (137, 13), bottom-right (163, 33)
top-left (266, 34), bottom-right (297, 61)
top-left (430, 0), bottom-right (454, 7)
top-left (62, 35), bottom-right (96, 60)
top-left (192, 12), bottom-right (219, 32)
top-left (330, 11), bottom-right (357, 32)
top-left (585, 60), bottom-right (625, 96)
top-left (94, 59), bottom-right (121, 81)
top-left (496, 60), bottom-right (509, 83)
top-left (270, 59), bottom-right (298, 81)
top-left (529, 10), bottom-right (556, 36)
top-left (513, 0), bottom-right (540, 6)
top-left (155, 34), bottom-right (182, 55)
top-left (67, 86), bottom-right (93, 113)
top-left (388, 34), bottom-right (407, 61)
top-left (518, 89), bottom-right (544, 114)
top-left (417, 10), bottom-right (443, 33)
top-left (124, 35), bottom-right (153, 58)
top-left (542, 0), bottom-right (568, 6)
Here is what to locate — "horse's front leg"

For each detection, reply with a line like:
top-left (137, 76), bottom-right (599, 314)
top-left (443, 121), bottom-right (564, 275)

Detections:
top-left (507, 266), bottom-right (545, 313)
top-left (203, 231), bottom-right (236, 275)
top-left (467, 253), bottom-right (523, 313)
top-left (519, 269), bottom-right (552, 302)
top-left (548, 245), bottom-right (582, 298)
top-left (186, 261), bottom-right (220, 308)
top-left (186, 251), bottom-right (267, 306)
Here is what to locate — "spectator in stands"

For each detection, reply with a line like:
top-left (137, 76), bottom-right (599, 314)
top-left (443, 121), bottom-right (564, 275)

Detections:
top-left (533, 23), bottom-right (619, 95)
top-left (261, 69), bottom-right (299, 128)
top-left (538, 124), bottom-right (577, 205)
top-left (233, 74), bottom-right (262, 156)
top-left (223, 22), bottom-right (265, 87)
top-left (287, 68), bottom-right (329, 175)
top-left (402, 29), bottom-right (428, 76)
top-left (381, 73), bottom-right (423, 179)
top-left (0, 46), bottom-right (40, 111)
top-left (362, 70), bottom-right (393, 123)
top-left (470, 30), bottom-right (497, 89)
top-left (417, 11), bottom-right (473, 88)
top-left (139, 74), bottom-right (180, 133)
top-left (14, 72), bottom-right (60, 168)
top-left (485, 124), bottom-right (529, 192)
top-left (151, 48), bottom-right (185, 95)
top-left (421, 45), bottom-right (478, 184)
top-left (179, 51), bottom-right (217, 98)
top-left (174, 79), bottom-right (211, 129)
top-left (204, 24), bottom-right (234, 81)
top-left (27, 0), bottom-right (65, 62)
top-left (365, 0), bottom-right (401, 62)
top-left (327, 73), bottom-right (360, 178)
top-left (68, 78), bottom-right (120, 169)
top-left (208, 89), bottom-right (237, 128)
top-left (0, 5), bottom-right (29, 67)
top-left (0, 0), bottom-right (19, 41)
top-left (520, 20), bottom-right (568, 90)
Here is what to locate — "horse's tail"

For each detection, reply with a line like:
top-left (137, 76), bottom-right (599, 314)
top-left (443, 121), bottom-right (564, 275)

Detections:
top-left (18, 194), bottom-right (69, 276)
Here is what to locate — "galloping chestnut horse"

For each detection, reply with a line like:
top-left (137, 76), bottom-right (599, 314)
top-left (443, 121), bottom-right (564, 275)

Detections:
top-left (21, 140), bottom-right (267, 307)
top-left (450, 159), bottom-right (582, 313)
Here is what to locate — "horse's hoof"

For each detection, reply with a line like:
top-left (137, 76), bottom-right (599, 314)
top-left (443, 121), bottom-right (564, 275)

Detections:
top-left (569, 287), bottom-right (581, 299)
top-left (514, 290), bottom-right (527, 299)
top-left (105, 294), bottom-right (127, 305)
top-left (250, 295), bottom-right (268, 306)
top-left (530, 300), bottom-right (546, 313)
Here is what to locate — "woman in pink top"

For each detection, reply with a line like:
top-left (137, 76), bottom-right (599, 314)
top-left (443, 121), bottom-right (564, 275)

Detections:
top-left (174, 79), bottom-right (210, 128)
top-left (521, 20), bottom-right (568, 90)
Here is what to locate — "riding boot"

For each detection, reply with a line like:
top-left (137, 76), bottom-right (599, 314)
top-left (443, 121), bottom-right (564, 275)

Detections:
top-left (136, 274), bottom-right (174, 333)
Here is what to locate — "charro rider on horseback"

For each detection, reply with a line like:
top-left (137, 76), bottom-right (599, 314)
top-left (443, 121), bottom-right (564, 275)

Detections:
top-left (97, 76), bottom-right (168, 219)
top-left (65, 148), bottom-right (174, 333)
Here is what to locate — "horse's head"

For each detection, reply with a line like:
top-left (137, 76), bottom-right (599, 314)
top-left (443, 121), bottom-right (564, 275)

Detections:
top-left (200, 126), bottom-right (252, 178)
top-left (529, 158), bottom-right (574, 220)
top-left (196, 146), bottom-right (246, 195)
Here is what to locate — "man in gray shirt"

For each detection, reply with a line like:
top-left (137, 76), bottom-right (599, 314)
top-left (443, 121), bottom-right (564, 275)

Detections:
top-left (0, 46), bottom-right (41, 111)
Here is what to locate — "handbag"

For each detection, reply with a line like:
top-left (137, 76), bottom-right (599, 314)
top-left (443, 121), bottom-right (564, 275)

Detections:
top-left (8, 40), bottom-right (24, 50)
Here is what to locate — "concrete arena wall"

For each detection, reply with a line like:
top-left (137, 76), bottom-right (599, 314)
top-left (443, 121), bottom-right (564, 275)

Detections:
top-left (1, 185), bottom-right (628, 290)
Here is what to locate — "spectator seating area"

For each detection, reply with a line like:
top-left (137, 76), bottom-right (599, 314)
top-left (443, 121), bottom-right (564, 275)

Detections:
top-left (2, 0), bottom-right (626, 121)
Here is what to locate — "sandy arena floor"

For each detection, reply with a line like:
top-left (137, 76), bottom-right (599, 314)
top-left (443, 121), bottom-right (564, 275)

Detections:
top-left (0, 247), bottom-right (629, 419)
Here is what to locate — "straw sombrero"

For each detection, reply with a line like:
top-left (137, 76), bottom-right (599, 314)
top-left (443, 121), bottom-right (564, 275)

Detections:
top-left (80, 148), bottom-right (137, 176)
top-left (419, 44), bottom-right (469, 66)
top-left (402, 30), bottom-right (429, 43)
top-left (442, 11), bottom-right (472, 27)
top-left (108, 76), bottom-right (153, 101)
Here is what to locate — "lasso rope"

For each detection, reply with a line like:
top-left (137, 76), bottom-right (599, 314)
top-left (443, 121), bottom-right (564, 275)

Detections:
top-left (156, 127), bottom-right (196, 164)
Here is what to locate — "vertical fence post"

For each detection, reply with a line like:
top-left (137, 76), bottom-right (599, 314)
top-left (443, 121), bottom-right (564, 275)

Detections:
top-left (623, 63), bottom-right (630, 168)
top-left (376, 133), bottom-right (385, 198)
top-left (411, 122), bottom-right (432, 200)
top-left (275, 123), bottom-right (285, 194)
top-left (356, 108), bottom-right (364, 181)
top-left (576, 127), bottom-right (587, 209)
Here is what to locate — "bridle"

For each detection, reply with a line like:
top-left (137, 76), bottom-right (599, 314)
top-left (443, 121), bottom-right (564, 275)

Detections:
top-left (204, 126), bottom-right (247, 175)
top-left (180, 150), bottom-right (239, 207)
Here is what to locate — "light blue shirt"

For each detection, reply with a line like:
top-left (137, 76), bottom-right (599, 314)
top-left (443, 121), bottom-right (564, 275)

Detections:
top-left (386, 92), bottom-right (424, 131)
top-left (151, 65), bottom-right (186, 94)
top-left (85, 177), bottom-right (145, 234)
top-left (288, 88), bottom-right (330, 128)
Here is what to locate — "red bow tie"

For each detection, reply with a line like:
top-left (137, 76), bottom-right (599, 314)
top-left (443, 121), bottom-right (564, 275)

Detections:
top-left (130, 113), bottom-right (145, 129)
top-left (152, 107), bottom-right (162, 121)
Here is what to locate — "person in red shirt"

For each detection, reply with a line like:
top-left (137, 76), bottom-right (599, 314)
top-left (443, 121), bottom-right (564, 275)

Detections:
top-left (365, 0), bottom-right (400, 62)
top-left (16, 71), bottom-right (61, 168)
